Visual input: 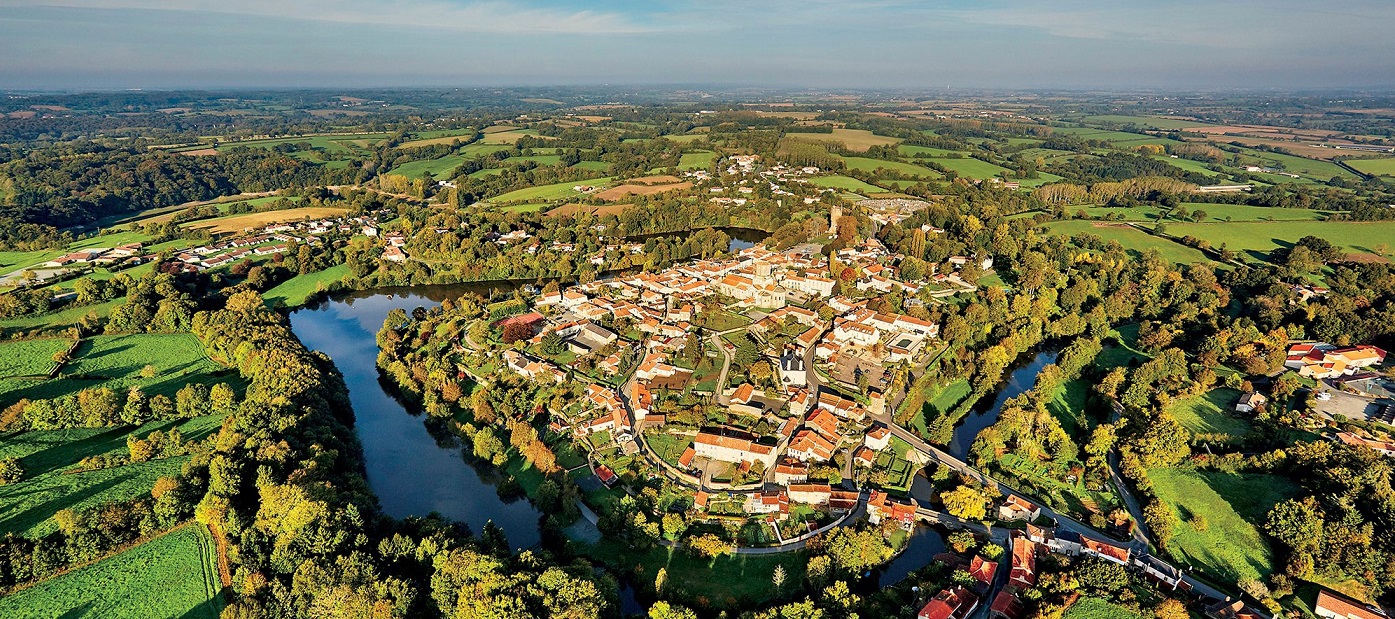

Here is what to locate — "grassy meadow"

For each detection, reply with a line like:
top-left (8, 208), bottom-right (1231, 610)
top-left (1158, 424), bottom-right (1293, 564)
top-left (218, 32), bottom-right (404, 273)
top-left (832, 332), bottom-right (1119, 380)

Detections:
top-left (1162, 221), bottom-right (1395, 261)
top-left (1148, 467), bottom-right (1298, 583)
top-left (1044, 221), bottom-right (1214, 265)
top-left (0, 338), bottom-right (72, 378)
top-left (0, 333), bottom-right (231, 405)
top-left (809, 175), bottom-right (886, 193)
top-left (1169, 388), bottom-right (1252, 440)
top-left (0, 524), bottom-right (223, 618)
top-left (263, 264), bottom-right (351, 307)
top-left (492, 177), bottom-right (614, 203)
top-left (1346, 157), bottom-right (1395, 176)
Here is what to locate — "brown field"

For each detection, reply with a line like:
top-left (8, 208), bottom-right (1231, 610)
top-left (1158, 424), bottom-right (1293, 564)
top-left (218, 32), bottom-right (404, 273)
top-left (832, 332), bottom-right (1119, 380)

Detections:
top-left (572, 115), bottom-right (611, 123)
top-left (622, 175), bottom-right (682, 185)
top-left (482, 130), bottom-right (551, 145)
top-left (594, 181), bottom-right (691, 202)
top-left (32, 105), bottom-right (70, 111)
top-left (1181, 135), bottom-right (1349, 160)
top-left (187, 207), bottom-right (349, 234)
top-left (521, 98), bottom-right (565, 105)
top-left (336, 96), bottom-right (369, 103)
top-left (308, 109), bottom-right (371, 117)
top-left (1345, 252), bottom-right (1390, 264)
top-left (178, 148), bottom-right (219, 156)
top-left (482, 125), bottom-right (520, 134)
top-left (546, 203), bottom-right (631, 217)
top-left (785, 128), bottom-right (901, 152)
top-left (158, 107), bottom-right (192, 114)
top-left (6, 111), bottom-right (37, 119)
top-left (1184, 124), bottom-right (1341, 139)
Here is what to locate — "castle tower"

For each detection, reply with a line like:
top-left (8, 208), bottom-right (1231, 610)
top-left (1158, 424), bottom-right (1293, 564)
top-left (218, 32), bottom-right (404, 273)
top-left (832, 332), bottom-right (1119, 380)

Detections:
top-left (829, 205), bottom-right (843, 237)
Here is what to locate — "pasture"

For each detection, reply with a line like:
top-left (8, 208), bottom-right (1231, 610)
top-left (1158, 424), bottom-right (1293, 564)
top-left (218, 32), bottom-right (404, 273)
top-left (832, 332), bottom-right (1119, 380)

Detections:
top-left (679, 151), bottom-right (715, 170)
top-left (1148, 467), bottom-right (1298, 583)
top-left (1169, 388), bottom-right (1253, 440)
top-left (481, 129), bottom-right (548, 145)
top-left (595, 180), bottom-right (691, 202)
top-left (1044, 221), bottom-right (1214, 265)
top-left (785, 128), bottom-right (901, 152)
top-left (809, 175), bottom-right (886, 193)
top-left (263, 264), bottom-right (351, 307)
top-left (390, 154), bottom-right (466, 178)
top-left (0, 333), bottom-right (230, 405)
top-left (0, 524), bottom-right (223, 618)
top-left (491, 177), bottom-right (614, 203)
top-left (1161, 221), bottom-right (1395, 262)
top-left (841, 156), bottom-right (941, 178)
top-left (0, 338), bottom-right (72, 378)
top-left (398, 129), bottom-right (479, 148)
top-left (0, 414), bottom-right (227, 537)
top-left (925, 157), bottom-right (1011, 180)
top-left (898, 145), bottom-right (963, 157)
top-left (1346, 157), bottom-right (1395, 176)
top-left (185, 207), bottom-right (350, 234)
top-left (0, 299), bottom-right (121, 331)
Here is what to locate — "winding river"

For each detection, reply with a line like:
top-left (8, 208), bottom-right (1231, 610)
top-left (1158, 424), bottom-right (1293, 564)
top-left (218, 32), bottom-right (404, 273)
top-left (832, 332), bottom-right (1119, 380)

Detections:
top-left (946, 350), bottom-right (1060, 461)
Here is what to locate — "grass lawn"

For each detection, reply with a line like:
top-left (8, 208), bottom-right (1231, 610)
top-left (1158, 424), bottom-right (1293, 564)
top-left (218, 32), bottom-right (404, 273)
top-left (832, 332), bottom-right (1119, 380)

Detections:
top-left (581, 538), bottom-right (806, 610)
top-left (1345, 157), bottom-right (1395, 176)
top-left (0, 333), bottom-right (232, 405)
top-left (914, 379), bottom-right (972, 437)
top-left (1169, 388), bottom-right (1252, 440)
top-left (696, 310), bottom-right (751, 332)
top-left (809, 175), bottom-right (886, 193)
top-left (1153, 156), bottom-right (1227, 178)
top-left (645, 432), bottom-right (691, 468)
top-left (1063, 596), bottom-right (1144, 619)
top-left (0, 524), bottom-right (223, 619)
top-left (1044, 220), bottom-right (1215, 265)
top-left (1160, 221), bottom-right (1395, 262)
top-left (457, 143), bottom-right (513, 157)
top-left (263, 264), bottom-right (351, 307)
top-left (0, 414), bottom-right (227, 536)
top-left (1148, 467), bottom-right (1299, 584)
top-left (0, 338), bottom-right (72, 378)
top-left (898, 145), bottom-right (964, 157)
top-left (1046, 379), bottom-right (1092, 438)
top-left (492, 177), bottom-right (614, 202)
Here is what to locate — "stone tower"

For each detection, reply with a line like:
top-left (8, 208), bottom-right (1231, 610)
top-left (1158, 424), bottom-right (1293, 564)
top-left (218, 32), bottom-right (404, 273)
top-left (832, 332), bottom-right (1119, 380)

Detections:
top-left (829, 205), bottom-right (843, 237)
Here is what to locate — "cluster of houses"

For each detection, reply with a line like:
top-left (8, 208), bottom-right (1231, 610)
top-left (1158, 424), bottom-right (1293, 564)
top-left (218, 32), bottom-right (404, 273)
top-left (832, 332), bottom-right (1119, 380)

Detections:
top-left (43, 243), bottom-right (150, 269)
top-left (1286, 342), bottom-right (1387, 379)
top-left (170, 213), bottom-right (385, 271)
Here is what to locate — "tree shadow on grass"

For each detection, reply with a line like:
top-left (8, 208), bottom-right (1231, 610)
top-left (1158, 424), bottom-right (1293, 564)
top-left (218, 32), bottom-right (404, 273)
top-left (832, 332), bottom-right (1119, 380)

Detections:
top-left (0, 471), bottom-right (132, 536)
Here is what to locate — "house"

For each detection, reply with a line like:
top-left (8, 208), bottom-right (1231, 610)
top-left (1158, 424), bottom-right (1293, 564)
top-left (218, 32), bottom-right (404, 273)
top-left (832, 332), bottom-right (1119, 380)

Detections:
top-left (853, 446), bottom-right (876, 467)
top-left (1133, 554), bottom-right (1185, 591)
top-left (918, 586), bottom-right (979, 619)
top-left (828, 490), bottom-right (860, 512)
top-left (1336, 432), bottom-right (1395, 458)
top-left (1235, 391), bottom-right (1267, 413)
top-left (989, 592), bottom-right (1025, 619)
top-left (1080, 535), bottom-right (1131, 565)
top-left (787, 484), bottom-right (833, 506)
top-left (773, 459), bottom-right (809, 484)
top-left (787, 429), bottom-right (836, 462)
top-left (1008, 535), bottom-right (1036, 589)
top-left (693, 428), bottom-right (779, 469)
top-left (743, 490), bottom-right (790, 519)
top-left (998, 496), bottom-right (1041, 522)
top-left (778, 348), bottom-right (808, 387)
top-left (382, 246), bottom-right (408, 262)
top-left (595, 465), bottom-right (618, 487)
top-left (863, 424), bottom-right (891, 452)
top-left (867, 490), bottom-right (917, 529)
top-left (968, 555), bottom-right (997, 587)
top-left (1206, 600), bottom-right (1264, 619)
top-left (1314, 590), bottom-right (1390, 619)
top-left (1286, 343), bottom-right (1388, 379)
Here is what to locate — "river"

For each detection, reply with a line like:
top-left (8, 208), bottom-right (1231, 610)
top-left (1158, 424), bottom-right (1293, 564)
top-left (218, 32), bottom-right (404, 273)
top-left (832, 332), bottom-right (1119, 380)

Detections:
top-left (946, 349), bottom-right (1060, 461)
top-left (289, 289), bottom-right (545, 550)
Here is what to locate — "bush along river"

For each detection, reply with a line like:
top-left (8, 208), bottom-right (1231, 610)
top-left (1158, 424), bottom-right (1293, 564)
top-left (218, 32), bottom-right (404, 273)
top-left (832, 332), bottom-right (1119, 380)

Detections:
top-left (289, 287), bottom-right (548, 550)
top-left (946, 349), bottom-right (1061, 461)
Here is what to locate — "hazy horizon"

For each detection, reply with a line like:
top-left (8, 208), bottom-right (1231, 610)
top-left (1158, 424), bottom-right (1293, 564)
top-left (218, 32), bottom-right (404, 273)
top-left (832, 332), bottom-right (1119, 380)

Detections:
top-left (4, 0), bottom-right (1394, 91)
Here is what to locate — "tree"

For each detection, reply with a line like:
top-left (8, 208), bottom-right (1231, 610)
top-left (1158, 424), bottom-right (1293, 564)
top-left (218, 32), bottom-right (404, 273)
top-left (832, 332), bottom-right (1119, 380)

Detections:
top-left (0, 457), bottom-right (24, 485)
top-left (209, 383), bottom-right (237, 413)
top-left (1265, 496), bottom-right (1323, 554)
top-left (948, 530), bottom-right (978, 553)
top-left (1155, 598), bottom-right (1188, 619)
top-left (1076, 557), bottom-right (1129, 592)
top-left (772, 564), bottom-right (787, 592)
top-left (686, 533), bottom-right (731, 559)
top-left (940, 485), bottom-right (989, 521)
top-left (649, 602), bottom-right (697, 619)
top-left (1144, 500), bottom-right (1177, 547)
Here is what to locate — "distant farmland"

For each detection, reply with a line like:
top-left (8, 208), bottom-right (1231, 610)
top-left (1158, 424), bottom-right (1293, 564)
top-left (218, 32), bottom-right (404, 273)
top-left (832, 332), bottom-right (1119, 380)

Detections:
top-left (786, 128), bottom-right (900, 152)
top-left (1347, 157), bottom-right (1395, 176)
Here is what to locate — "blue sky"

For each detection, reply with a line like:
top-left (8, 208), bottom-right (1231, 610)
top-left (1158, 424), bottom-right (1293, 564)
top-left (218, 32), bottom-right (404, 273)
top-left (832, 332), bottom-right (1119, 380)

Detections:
top-left (2, 0), bottom-right (1393, 90)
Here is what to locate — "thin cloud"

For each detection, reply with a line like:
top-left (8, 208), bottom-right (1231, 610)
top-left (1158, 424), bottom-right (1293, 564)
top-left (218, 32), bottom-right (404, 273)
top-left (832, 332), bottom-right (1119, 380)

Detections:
top-left (6, 0), bottom-right (654, 34)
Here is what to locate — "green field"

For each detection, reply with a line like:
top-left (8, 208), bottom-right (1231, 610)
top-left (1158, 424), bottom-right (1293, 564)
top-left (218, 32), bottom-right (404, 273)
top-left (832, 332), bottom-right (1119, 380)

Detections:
top-left (0, 333), bottom-right (229, 405)
top-left (1346, 157), bottom-right (1395, 176)
top-left (0, 338), bottom-right (72, 378)
top-left (0, 524), bottom-right (223, 618)
top-left (841, 156), bottom-right (942, 178)
top-left (1169, 388), bottom-right (1252, 440)
top-left (1063, 596), bottom-right (1145, 619)
top-left (263, 264), bottom-right (351, 307)
top-left (679, 151), bottom-right (715, 170)
top-left (1153, 155), bottom-right (1226, 178)
top-left (214, 133), bottom-right (387, 154)
top-left (583, 538), bottom-right (806, 610)
top-left (1081, 115), bottom-right (1214, 131)
top-left (898, 145), bottom-right (964, 157)
top-left (1148, 467), bottom-right (1298, 583)
top-left (0, 414), bottom-right (227, 536)
top-left (665, 134), bottom-right (707, 143)
top-left (1045, 220), bottom-right (1214, 265)
top-left (390, 154), bottom-right (466, 178)
top-left (491, 177), bottom-right (613, 202)
top-left (924, 156), bottom-right (1011, 180)
top-left (809, 175), bottom-right (886, 193)
top-left (1237, 149), bottom-right (1354, 180)
top-left (1162, 221), bottom-right (1395, 261)
top-left (458, 143), bottom-right (514, 157)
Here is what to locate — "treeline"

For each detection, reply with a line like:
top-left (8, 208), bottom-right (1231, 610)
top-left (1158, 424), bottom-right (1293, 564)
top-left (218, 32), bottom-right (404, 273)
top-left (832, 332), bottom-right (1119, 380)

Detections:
top-left (0, 144), bottom-right (348, 232)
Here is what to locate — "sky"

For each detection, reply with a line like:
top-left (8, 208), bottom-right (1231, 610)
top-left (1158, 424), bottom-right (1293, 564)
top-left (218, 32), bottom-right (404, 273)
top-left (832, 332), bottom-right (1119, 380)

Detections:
top-left (2, 0), bottom-right (1393, 90)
